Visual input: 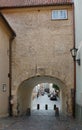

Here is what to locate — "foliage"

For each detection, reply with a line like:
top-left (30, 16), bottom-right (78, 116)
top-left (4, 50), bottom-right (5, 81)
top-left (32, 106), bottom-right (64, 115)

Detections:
top-left (52, 84), bottom-right (59, 90)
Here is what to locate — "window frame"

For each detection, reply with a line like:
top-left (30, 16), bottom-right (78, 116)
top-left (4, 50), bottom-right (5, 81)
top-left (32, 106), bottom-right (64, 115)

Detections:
top-left (51, 9), bottom-right (68, 20)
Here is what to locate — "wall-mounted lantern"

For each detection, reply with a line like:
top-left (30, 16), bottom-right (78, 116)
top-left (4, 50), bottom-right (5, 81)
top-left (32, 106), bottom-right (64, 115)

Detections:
top-left (70, 47), bottom-right (80, 65)
top-left (2, 84), bottom-right (6, 92)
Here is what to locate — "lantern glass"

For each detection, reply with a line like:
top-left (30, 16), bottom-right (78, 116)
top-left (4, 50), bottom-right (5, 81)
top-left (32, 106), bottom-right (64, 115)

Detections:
top-left (70, 48), bottom-right (78, 58)
top-left (70, 47), bottom-right (80, 65)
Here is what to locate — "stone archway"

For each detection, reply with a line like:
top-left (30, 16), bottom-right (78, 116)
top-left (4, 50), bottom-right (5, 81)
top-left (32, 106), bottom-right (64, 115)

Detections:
top-left (12, 76), bottom-right (72, 116)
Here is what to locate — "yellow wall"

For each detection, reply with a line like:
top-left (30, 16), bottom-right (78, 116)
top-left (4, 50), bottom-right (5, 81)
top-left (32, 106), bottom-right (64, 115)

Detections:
top-left (0, 19), bottom-right (10, 117)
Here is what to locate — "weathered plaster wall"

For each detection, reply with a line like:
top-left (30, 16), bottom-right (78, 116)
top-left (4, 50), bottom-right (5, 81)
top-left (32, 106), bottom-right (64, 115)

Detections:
top-left (2, 5), bottom-right (74, 116)
top-left (0, 20), bottom-right (10, 117)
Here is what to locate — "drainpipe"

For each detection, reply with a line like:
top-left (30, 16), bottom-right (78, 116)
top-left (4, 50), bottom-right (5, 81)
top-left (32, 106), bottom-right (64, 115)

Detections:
top-left (8, 36), bottom-right (16, 116)
top-left (72, 3), bottom-right (76, 118)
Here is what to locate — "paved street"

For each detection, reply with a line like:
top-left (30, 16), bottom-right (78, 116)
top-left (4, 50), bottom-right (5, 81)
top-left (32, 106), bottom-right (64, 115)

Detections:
top-left (0, 94), bottom-right (82, 130)
top-left (0, 111), bottom-right (82, 130)
top-left (31, 93), bottom-right (60, 110)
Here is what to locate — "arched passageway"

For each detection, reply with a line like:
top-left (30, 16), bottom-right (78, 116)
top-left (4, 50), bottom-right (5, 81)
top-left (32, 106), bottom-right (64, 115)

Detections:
top-left (31, 83), bottom-right (60, 111)
top-left (14, 76), bottom-right (69, 116)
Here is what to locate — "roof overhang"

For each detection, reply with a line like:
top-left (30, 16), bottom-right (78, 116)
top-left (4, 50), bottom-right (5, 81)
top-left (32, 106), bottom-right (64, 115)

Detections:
top-left (0, 0), bottom-right (74, 9)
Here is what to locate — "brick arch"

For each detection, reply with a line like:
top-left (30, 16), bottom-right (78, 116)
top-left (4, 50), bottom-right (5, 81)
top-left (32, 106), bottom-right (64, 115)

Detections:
top-left (12, 75), bottom-right (71, 116)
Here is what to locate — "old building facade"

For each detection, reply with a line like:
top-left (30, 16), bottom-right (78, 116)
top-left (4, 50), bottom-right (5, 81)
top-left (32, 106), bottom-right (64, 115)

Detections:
top-left (0, 0), bottom-right (74, 117)
top-left (0, 13), bottom-right (15, 117)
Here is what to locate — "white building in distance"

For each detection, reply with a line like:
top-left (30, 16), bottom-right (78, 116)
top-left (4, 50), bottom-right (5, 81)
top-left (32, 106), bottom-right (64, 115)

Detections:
top-left (74, 0), bottom-right (82, 120)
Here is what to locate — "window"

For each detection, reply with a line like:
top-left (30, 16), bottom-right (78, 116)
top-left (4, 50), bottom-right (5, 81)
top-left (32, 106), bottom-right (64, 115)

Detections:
top-left (52, 10), bottom-right (67, 20)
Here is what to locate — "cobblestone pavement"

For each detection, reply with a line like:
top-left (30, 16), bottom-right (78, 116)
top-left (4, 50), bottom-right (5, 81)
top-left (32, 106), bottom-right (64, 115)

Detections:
top-left (0, 110), bottom-right (82, 130)
top-left (0, 95), bottom-right (82, 130)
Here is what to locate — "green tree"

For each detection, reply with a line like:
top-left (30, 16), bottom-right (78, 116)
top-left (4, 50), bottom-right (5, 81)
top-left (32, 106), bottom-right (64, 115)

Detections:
top-left (52, 84), bottom-right (59, 90)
